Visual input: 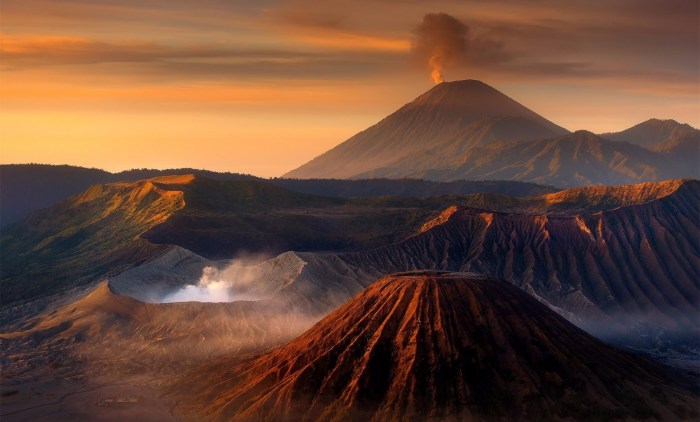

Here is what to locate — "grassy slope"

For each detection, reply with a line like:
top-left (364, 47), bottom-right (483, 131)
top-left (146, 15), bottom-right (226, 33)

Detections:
top-left (0, 178), bottom-right (186, 305)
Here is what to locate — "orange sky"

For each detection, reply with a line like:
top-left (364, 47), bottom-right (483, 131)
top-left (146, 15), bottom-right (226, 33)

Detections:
top-left (1, 0), bottom-right (698, 177)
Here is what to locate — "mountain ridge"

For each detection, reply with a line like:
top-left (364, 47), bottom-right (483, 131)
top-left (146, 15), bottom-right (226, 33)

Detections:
top-left (0, 164), bottom-right (557, 227)
top-left (284, 80), bottom-right (569, 179)
top-left (170, 272), bottom-right (698, 422)
top-left (284, 81), bottom-right (699, 186)
top-left (601, 118), bottom-right (699, 150)
top-left (270, 178), bottom-right (699, 346)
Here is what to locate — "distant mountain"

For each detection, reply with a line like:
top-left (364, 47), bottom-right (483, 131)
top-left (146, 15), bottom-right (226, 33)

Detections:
top-left (416, 130), bottom-right (690, 187)
top-left (0, 164), bottom-right (256, 228)
top-left (285, 81), bottom-right (698, 186)
top-left (601, 118), bottom-right (699, 150)
top-left (0, 164), bottom-right (556, 227)
top-left (284, 80), bottom-right (569, 179)
top-left (0, 165), bottom-right (113, 228)
top-left (601, 119), bottom-right (700, 178)
top-left (170, 272), bottom-right (698, 422)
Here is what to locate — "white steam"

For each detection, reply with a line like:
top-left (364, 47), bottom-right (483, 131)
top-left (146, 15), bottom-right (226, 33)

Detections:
top-left (161, 254), bottom-right (279, 303)
top-left (160, 268), bottom-right (236, 303)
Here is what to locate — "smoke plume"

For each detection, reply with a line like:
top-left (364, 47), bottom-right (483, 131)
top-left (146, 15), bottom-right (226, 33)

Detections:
top-left (160, 252), bottom-right (288, 303)
top-left (413, 13), bottom-right (469, 84)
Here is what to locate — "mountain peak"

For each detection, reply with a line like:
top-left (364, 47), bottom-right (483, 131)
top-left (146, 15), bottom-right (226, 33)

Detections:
top-left (640, 118), bottom-right (686, 128)
top-left (284, 81), bottom-right (568, 179)
top-left (171, 271), bottom-right (697, 421)
top-left (602, 118), bottom-right (699, 150)
top-left (406, 79), bottom-right (558, 123)
top-left (149, 173), bottom-right (197, 185)
top-left (429, 78), bottom-right (493, 92)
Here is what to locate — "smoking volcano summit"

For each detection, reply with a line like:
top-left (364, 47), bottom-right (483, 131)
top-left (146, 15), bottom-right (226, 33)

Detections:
top-left (284, 80), bottom-right (699, 186)
top-left (285, 80), bottom-right (567, 179)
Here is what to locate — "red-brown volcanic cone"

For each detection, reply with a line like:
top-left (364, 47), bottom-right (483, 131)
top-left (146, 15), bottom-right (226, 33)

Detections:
top-left (171, 272), bottom-right (697, 422)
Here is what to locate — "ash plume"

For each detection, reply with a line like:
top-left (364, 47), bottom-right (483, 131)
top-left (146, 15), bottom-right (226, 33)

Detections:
top-left (413, 13), bottom-right (469, 83)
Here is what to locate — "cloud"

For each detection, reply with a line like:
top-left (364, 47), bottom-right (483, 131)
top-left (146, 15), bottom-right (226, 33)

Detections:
top-left (0, 35), bottom-right (405, 81)
top-left (1, 0), bottom-right (698, 127)
top-left (0, 36), bottom-right (318, 67)
top-left (3, 0), bottom-right (697, 86)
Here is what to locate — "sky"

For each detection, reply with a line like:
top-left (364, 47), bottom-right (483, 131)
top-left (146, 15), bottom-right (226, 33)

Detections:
top-left (1, 0), bottom-right (698, 177)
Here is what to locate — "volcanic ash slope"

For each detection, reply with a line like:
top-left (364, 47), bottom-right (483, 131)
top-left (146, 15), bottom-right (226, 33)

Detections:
top-left (170, 272), bottom-right (698, 422)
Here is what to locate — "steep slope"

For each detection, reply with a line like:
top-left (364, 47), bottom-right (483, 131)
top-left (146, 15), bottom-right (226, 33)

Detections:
top-left (2, 174), bottom-right (557, 313)
top-left (284, 80), bottom-right (568, 179)
top-left (171, 272), bottom-right (698, 422)
top-left (0, 164), bottom-right (258, 228)
top-left (0, 280), bottom-right (317, 388)
top-left (0, 175), bottom-right (190, 307)
top-left (272, 179), bottom-right (699, 345)
top-left (601, 119), bottom-right (700, 179)
top-left (653, 131), bottom-right (700, 157)
top-left (602, 119), bottom-right (699, 150)
top-left (285, 82), bottom-right (698, 186)
top-left (422, 130), bottom-right (691, 186)
top-left (0, 276), bottom-right (322, 421)
top-left (138, 177), bottom-right (455, 259)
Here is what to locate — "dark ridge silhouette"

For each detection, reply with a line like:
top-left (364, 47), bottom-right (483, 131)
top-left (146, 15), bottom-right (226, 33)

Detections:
top-left (271, 178), bottom-right (557, 197)
top-left (0, 164), bottom-right (556, 227)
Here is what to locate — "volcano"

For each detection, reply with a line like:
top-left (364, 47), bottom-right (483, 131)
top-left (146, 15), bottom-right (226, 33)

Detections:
top-left (283, 80), bottom-right (568, 179)
top-left (284, 80), bottom-right (698, 186)
top-left (170, 272), bottom-right (697, 422)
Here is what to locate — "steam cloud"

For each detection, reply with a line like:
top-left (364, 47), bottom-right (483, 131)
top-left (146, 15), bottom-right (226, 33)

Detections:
top-left (161, 254), bottom-right (277, 303)
top-left (413, 13), bottom-right (469, 84)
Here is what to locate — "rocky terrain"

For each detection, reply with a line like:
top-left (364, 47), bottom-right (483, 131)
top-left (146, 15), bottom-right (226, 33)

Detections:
top-left (0, 173), bottom-right (567, 313)
top-left (1, 175), bottom-right (698, 421)
top-left (169, 272), bottom-right (698, 422)
top-left (0, 164), bottom-right (555, 228)
top-left (267, 179), bottom-right (700, 349)
top-left (0, 279), bottom-right (318, 421)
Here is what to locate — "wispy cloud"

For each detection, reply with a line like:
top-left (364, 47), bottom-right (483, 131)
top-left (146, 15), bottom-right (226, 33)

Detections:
top-left (0, 35), bottom-right (405, 81)
top-left (1, 0), bottom-right (698, 175)
top-left (2, 0), bottom-right (697, 84)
